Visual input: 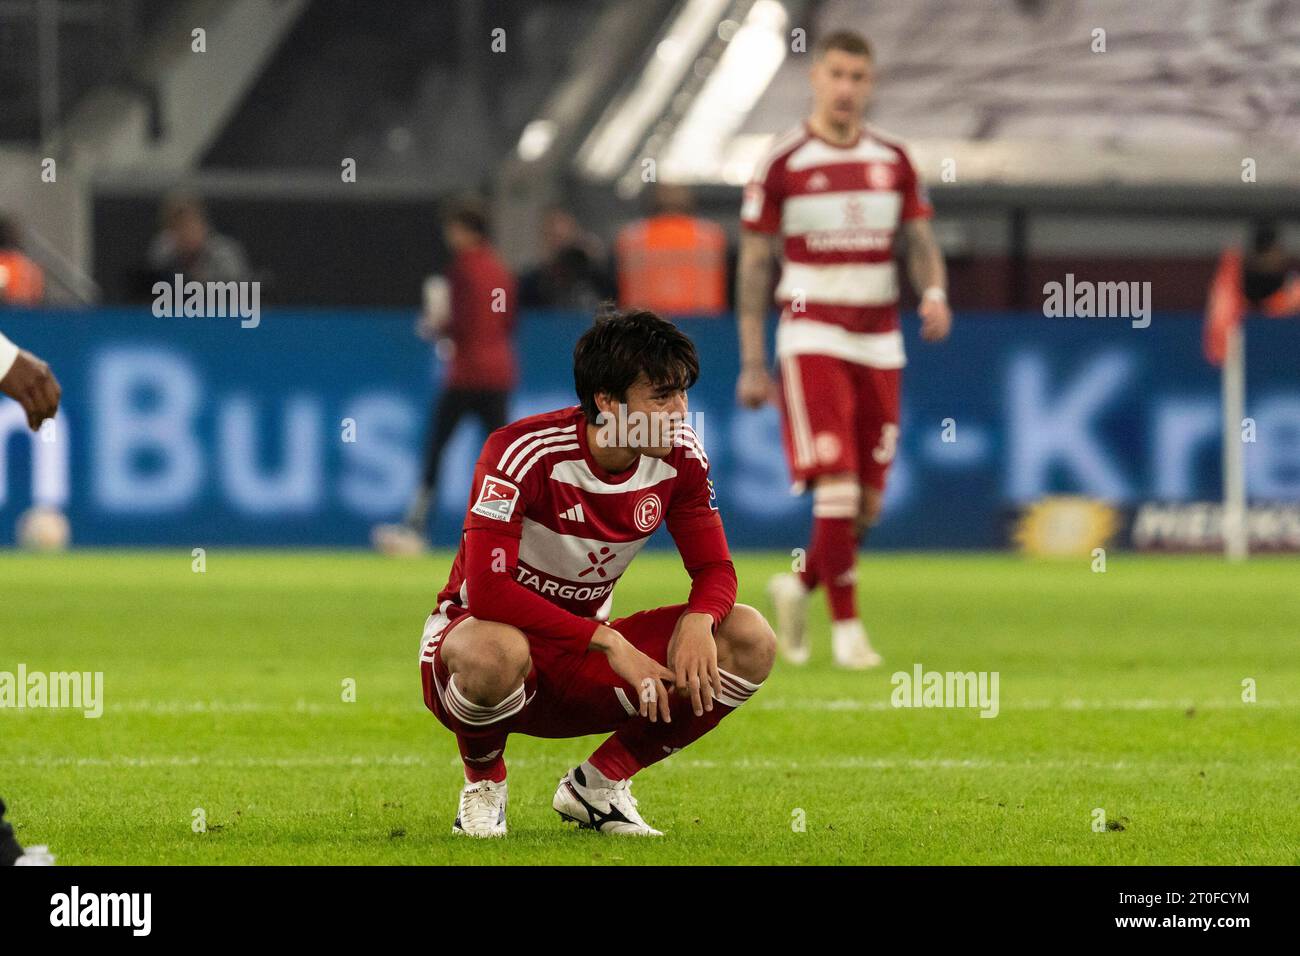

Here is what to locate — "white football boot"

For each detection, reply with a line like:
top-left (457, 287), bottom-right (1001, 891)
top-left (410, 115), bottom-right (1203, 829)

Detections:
top-left (553, 765), bottom-right (663, 836)
top-left (370, 523), bottom-right (427, 557)
top-left (767, 572), bottom-right (811, 665)
top-left (832, 619), bottom-right (883, 670)
top-left (14, 845), bottom-right (56, 865)
top-left (452, 776), bottom-right (508, 837)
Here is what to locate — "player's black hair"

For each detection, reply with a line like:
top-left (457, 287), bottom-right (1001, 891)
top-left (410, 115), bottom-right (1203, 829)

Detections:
top-left (573, 306), bottom-right (700, 424)
top-left (444, 197), bottom-right (491, 239)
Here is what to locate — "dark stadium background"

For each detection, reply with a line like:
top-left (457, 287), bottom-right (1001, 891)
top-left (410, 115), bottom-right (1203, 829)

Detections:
top-left (2, 0), bottom-right (1298, 551)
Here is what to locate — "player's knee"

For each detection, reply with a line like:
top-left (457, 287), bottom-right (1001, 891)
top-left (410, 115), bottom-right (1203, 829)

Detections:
top-left (716, 604), bottom-right (776, 682)
top-left (444, 622), bottom-right (531, 704)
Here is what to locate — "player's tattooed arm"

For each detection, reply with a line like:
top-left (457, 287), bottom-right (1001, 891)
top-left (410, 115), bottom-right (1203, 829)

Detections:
top-left (900, 219), bottom-right (952, 342)
top-left (735, 232), bottom-right (781, 408)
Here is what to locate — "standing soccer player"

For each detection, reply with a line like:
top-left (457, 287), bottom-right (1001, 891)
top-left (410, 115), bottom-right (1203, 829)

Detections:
top-left (418, 308), bottom-right (775, 837)
top-left (376, 199), bottom-right (519, 554)
top-left (735, 30), bottom-right (951, 669)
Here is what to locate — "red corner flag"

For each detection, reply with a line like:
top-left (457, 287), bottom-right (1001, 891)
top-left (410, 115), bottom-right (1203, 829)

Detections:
top-left (1205, 247), bottom-right (1300, 366)
top-left (1203, 248), bottom-right (1245, 367)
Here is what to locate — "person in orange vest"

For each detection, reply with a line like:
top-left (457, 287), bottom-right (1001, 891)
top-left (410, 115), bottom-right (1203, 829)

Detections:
top-left (0, 215), bottom-right (45, 307)
top-left (615, 183), bottom-right (727, 317)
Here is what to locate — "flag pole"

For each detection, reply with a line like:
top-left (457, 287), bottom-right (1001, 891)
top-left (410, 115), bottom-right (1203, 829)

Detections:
top-left (1222, 321), bottom-right (1247, 561)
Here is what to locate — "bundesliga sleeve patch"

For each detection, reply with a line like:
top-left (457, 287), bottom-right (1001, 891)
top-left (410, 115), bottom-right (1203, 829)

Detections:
top-left (471, 476), bottom-right (521, 522)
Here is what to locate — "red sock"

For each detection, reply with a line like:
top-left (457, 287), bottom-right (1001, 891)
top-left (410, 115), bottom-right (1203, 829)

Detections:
top-left (588, 669), bottom-right (761, 779)
top-left (457, 732), bottom-right (508, 782)
top-left (812, 514), bottom-right (858, 622)
top-left (445, 674), bottom-right (526, 782)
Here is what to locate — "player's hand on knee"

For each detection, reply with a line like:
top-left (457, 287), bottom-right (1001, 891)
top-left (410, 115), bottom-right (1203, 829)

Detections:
top-left (593, 624), bottom-right (674, 723)
top-left (0, 349), bottom-right (61, 431)
top-left (668, 612), bottom-right (721, 717)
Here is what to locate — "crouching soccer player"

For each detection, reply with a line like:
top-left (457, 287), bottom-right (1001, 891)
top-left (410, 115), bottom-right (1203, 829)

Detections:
top-left (418, 308), bottom-right (776, 836)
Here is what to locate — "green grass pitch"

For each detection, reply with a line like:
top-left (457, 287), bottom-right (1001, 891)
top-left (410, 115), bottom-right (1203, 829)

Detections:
top-left (1, 549), bottom-right (1296, 865)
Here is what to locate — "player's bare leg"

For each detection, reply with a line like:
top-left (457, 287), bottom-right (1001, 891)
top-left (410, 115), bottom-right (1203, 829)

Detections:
top-left (440, 619), bottom-right (532, 837)
top-left (555, 605), bottom-right (775, 835)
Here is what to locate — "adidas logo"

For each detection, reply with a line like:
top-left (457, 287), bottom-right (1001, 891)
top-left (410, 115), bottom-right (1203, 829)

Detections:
top-left (560, 503), bottom-right (586, 522)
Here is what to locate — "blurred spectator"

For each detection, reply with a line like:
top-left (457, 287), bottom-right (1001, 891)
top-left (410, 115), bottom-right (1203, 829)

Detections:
top-left (615, 182), bottom-right (727, 317)
top-left (519, 206), bottom-right (613, 311)
top-left (146, 193), bottom-right (251, 284)
top-left (0, 215), bottom-right (45, 306)
top-left (374, 198), bottom-right (518, 554)
top-left (1242, 220), bottom-right (1290, 305)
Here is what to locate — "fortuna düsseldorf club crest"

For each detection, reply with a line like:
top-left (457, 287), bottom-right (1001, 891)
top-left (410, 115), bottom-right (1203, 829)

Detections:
top-left (634, 493), bottom-right (662, 532)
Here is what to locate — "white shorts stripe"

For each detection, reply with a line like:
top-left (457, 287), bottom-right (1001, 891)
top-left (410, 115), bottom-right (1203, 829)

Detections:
top-left (781, 356), bottom-right (815, 468)
top-left (614, 687), bottom-right (637, 716)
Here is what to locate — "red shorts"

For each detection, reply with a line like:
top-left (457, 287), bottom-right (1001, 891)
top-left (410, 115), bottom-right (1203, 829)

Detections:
top-left (419, 603), bottom-right (687, 740)
top-left (776, 353), bottom-right (900, 491)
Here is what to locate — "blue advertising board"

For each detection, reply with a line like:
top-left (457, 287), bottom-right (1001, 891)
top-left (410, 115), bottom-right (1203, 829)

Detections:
top-left (0, 307), bottom-right (1297, 548)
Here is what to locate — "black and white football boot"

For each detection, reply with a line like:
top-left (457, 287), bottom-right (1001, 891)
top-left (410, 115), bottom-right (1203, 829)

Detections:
top-left (553, 765), bottom-right (663, 836)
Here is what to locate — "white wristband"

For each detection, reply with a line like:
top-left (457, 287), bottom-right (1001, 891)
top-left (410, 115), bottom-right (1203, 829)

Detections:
top-left (0, 332), bottom-right (19, 382)
top-left (922, 287), bottom-right (947, 303)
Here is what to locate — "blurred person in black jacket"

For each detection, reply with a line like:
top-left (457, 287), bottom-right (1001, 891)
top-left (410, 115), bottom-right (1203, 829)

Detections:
top-left (518, 206), bottom-right (613, 311)
top-left (146, 193), bottom-right (251, 285)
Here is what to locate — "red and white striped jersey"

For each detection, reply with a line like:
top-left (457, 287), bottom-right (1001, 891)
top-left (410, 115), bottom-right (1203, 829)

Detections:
top-left (434, 405), bottom-right (735, 648)
top-left (741, 122), bottom-right (932, 368)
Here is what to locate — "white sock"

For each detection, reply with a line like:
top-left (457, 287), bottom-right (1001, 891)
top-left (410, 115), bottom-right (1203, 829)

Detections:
top-left (579, 759), bottom-right (619, 788)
